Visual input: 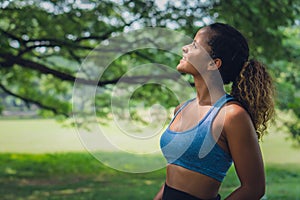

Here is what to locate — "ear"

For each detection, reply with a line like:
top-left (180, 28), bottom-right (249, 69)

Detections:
top-left (208, 58), bottom-right (222, 70)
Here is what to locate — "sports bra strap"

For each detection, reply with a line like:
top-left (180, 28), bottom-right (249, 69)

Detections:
top-left (170, 94), bottom-right (235, 125)
top-left (207, 94), bottom-right (235, 122)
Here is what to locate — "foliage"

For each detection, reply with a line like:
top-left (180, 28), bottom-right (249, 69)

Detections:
top-left (0, 0), bottom-right (300, 142)
top-left (269, 25), bottom-right (300, 144)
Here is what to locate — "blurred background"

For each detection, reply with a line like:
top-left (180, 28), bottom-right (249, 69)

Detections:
top-left (0, 0), bottom-right (299, 199)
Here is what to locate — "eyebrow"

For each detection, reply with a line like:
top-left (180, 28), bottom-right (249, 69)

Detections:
top-left (193, 40), bottom-right (200, 46)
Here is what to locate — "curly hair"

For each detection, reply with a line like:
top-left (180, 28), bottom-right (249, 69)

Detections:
top-left (231, 60), bottom-right (275, 139)
top-left (207, 23), bottom-right (275, 139)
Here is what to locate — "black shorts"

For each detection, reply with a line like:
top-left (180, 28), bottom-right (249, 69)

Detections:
top-left (162, 183), bottom-right (221, 200)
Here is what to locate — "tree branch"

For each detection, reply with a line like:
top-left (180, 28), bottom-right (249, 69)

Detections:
top-left (0, 53), bottom-right (182, 86)
top-left (0, 27), bottom-right (26, 45)
top-left (0, 83), bottom-right (69, 117)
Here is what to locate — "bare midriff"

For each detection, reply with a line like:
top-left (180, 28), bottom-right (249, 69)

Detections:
top-left (166, 164), bottom-right (221, 199)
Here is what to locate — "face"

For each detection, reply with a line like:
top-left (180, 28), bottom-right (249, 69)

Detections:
top-left (176, 27), bottom-right (214, 76)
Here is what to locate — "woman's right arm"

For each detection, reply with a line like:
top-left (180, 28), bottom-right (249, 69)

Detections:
top-left (153, 183), bottom-right (165, 200)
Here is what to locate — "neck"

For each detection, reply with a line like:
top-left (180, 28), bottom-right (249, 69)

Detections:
top-left (193, 74), bottom-right (225, 106)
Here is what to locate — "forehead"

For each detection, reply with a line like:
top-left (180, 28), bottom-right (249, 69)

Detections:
top-left (194, 27), bottom-right (211, 43)
top-left (193, 27), bottom-right (212, 49)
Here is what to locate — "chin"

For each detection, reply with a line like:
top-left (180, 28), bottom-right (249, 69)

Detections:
top-left (176, 63), bottom-right (193, 74)
top-left (177, 61), bottom-right (188, 71)
top-left (176, 64), bottom-right (182, 71)
top-left (176, 65), bottom-right (186, 73)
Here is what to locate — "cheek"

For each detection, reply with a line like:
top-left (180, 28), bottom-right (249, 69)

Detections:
top-left (186, 51), bottom-right (210, 72)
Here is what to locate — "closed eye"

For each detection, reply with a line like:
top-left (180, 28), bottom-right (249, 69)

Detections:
top-left (192, 41), bottom-right (197, 49)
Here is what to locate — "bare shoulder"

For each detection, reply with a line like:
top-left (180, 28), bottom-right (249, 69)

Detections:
top-left (222, 101), bottom-right (256, 137)
top-left (224, 101), bottom-right (251, 121)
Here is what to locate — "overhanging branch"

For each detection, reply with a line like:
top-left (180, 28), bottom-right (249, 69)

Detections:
top-left (0, 53), bottom-right (183, 87)
top-left (0, 83), bottom-right (69, 117)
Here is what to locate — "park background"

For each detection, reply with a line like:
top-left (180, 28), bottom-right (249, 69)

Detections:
top-left (0, 0), bottom-right (300, 199)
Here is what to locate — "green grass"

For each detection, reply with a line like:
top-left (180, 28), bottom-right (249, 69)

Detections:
top-left (221, 164), bottom-right (300, 199)
top-left (1, 119), bottom-right (300, 199)
top-left (0, 153), bottom-right (299, 200)
top-left (0, 152), bottom-right (164, 200)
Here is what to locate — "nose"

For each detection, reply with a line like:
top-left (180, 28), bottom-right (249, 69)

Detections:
top-left (182, 45), bottom-right (188, 54)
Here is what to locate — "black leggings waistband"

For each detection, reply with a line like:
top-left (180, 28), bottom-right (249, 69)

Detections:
top-left (162, 183), bottom-right (221, 200)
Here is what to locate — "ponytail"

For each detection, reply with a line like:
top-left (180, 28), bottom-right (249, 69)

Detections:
top-left (231, 59), bottom-right (275, 139)
top-left (206, 23), bottom-right (275, 138)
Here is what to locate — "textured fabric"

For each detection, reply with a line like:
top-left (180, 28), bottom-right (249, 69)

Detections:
top-left (162, 183), bottom-right (221, 200)
top-left (160, 94), bottom-right (234, 182)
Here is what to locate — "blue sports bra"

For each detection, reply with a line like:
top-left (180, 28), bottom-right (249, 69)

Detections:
top-left (160, 94), bottom-right (235, 182)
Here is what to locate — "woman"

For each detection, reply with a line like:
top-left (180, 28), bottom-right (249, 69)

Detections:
top-left (154, 23), bottom-right (274, 200)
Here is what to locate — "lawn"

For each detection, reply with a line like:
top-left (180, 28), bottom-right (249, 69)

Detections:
top-left (0, 119), bottom-right (300, 199)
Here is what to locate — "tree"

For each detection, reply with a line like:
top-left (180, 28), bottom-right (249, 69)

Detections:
top-left (0, 0), bottom-right (299, 143)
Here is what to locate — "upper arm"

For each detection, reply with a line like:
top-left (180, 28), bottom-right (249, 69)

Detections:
top-left (224, 105), bottom-right (265, 190)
